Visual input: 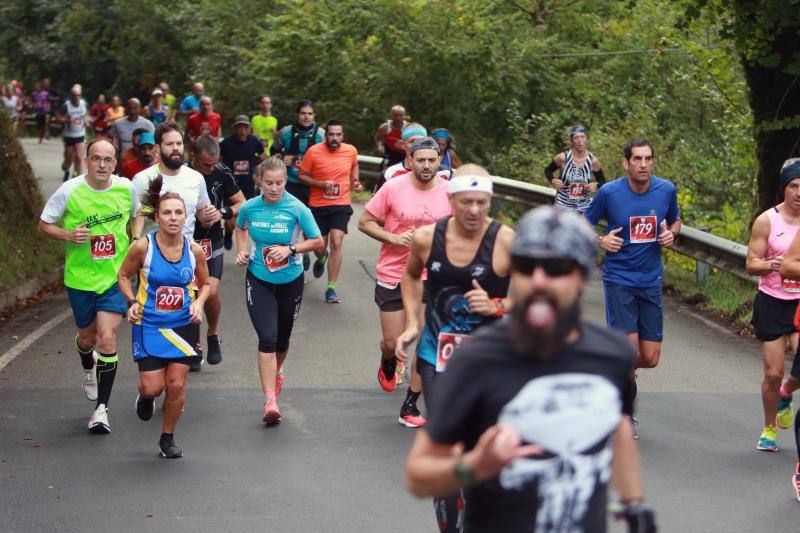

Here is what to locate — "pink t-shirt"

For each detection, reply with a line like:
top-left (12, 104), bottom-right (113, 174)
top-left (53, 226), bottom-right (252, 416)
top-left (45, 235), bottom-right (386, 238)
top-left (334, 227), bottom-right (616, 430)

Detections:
top-left (758, 206), bottom-right (800, 300)
top-left (365, 174), bottom-right (451, 285)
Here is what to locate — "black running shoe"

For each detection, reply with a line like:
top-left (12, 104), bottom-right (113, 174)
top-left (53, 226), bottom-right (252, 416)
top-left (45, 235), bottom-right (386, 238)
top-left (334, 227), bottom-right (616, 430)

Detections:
top-left (158, 434), bottom-right (183, 458)
top-left (313, 252), bottom-right (328, 278)
top-left (189, 356), bottom-right (202, 373)
top-left (224, 230), bottom-right (233, 251)
top-left (206, 335), bottom-right (222, 365)
top-left (136, 394), bottom-right (155, 421)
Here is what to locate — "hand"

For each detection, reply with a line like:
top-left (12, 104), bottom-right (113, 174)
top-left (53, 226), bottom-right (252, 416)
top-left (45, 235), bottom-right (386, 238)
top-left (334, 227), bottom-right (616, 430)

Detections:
top-left (395, 326), bottom-right (419, 363)
top-left (353, 179), bottom-right (363, 192)
top-left (601, 227), bottom-right (624, 253)
top-left (464, 279), bottom-right (496, 316)
top-left (586, 182), bottom-right (598, 193)
top-left (201, 205), bottom-right (222, 226)
top-left (465, 424), bottom-right (543, 482)
top-left (769, 255), bottom-right (784, 271)
top-left (70, 223), bottom-right (91, 244)
top-left (324, 180), bottom-right (336, 190)
top-left (391, 229), bottom-right (415, 247)
top-left (189, 300), bottom-right (204, 324)
top-left (657, 220), bottom-right (674, 247)
top-left (551, 178), bottom-right (565, 190)
top-left (127, 302), bottom-right (141, 323)
top-left (235, 249), bottom-right (251, 266)
top-left (267, 245), bottom-right (291, 262)
top-left (282, 154), bottom-right (294, 167)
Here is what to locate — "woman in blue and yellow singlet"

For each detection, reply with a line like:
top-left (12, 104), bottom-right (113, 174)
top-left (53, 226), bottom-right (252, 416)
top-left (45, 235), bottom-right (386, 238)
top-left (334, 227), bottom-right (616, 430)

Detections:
top-left (118, 175), bottom-right (211, 459)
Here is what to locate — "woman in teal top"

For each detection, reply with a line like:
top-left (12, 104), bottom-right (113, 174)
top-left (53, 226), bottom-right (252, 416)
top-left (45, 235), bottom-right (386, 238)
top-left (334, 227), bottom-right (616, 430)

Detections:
top-left (235, 156), bottom-right (324, 425)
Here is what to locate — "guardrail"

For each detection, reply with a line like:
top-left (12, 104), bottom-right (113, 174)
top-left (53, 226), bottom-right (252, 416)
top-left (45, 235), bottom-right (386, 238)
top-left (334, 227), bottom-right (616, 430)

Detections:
top-left (357, 154), bottom-right (753, 283)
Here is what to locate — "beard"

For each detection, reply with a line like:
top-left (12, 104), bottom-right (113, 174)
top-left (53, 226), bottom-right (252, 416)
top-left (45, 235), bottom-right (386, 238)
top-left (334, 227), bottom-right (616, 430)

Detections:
top-left (161, 149), bottom-right (183, 170)
top-left (509, 291), bottom-right (581, 359)
top-left (327, 140), bottom-right (340, 150)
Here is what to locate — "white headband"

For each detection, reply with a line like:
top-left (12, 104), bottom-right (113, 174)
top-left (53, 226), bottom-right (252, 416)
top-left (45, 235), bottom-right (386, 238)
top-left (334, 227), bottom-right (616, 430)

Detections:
top-left (449, 175), bottom-right (494, 195)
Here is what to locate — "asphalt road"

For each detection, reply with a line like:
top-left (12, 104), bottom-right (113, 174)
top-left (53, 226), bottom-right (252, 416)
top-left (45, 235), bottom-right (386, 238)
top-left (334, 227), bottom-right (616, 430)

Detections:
top-left (1, 139), bottom-right (798, 532)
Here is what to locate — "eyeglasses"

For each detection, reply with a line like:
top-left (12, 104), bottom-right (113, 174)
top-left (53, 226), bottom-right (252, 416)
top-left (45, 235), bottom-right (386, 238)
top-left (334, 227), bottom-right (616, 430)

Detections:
top-left (511, 256), bottom-right (580, 277)
top-left (88, 155), bottom-right (115, 165)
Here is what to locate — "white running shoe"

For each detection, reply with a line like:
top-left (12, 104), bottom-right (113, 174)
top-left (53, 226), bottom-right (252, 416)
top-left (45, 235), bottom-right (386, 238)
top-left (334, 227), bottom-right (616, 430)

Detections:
top-left (83, 369), bottom-right (98, 401)
top-left (88, 404), bottom-right (110, 434)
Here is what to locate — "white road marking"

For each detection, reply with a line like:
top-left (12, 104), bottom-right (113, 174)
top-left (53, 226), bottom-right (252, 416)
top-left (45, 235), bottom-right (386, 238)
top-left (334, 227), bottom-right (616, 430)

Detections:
top-left (0, 308), bottom-right (72, 372)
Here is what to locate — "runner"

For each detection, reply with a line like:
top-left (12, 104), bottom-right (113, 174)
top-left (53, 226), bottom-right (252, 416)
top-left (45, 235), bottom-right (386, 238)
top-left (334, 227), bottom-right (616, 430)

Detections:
top-left (31, 82), bottom-right (51, 143)
top-left (272, 99), bottom-right (325, 206)
top-left (88, 94), bottom-right (109, 138)
top-left (358, 136), bottom-right (451, 423)
top-left (56, 84), bottom-right (88, 182)
top-left (374, 105), bottom-right (407, 168)
top-left (108, 98), bottom-right (155, 155)
top-left (746, 159), bottom-right (800, 452)
top-left (584, 138), bottom-right (680, 437)
top-left (235, 156), bottom-right (324, 424)
top-left (185, 96), bottom-right (222, 148)
top-left (190, 134), bottom-right (246, 364)
top-left (38, 138), bottom-right (135, 433)
top-left (177, 82), bottom-right (204, 119)
top-left (251, 95), bottom-right (279, 153)
top-left (2, 83), bottom-right (22, 133)
top-left (298, 119), bottom-right (361, 303)
top-left (545, 125), bottom-right (605, 213)
top-left (143, 88), bottom-right (170, 127)
top-left (159, 82), bottom-right (176, 120)
top-left (405, 206), bottom-right (656, 533)
top-left (431, 128), bottom-right (462, 169)
top-left (117, 176), bottom-right (211, 458)
top-left (220, 115), bottom-right (267, 200)
top-left (120, 131), bottom-right (158, 180)
top-left (373, 123), bottom-right (454, 193)
top-left (106, 95), bottom-right (125, 127)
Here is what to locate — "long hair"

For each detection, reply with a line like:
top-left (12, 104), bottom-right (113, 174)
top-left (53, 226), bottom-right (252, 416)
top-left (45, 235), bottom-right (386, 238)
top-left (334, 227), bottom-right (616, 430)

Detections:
top-left (139, 175), bottom-right (185, 220)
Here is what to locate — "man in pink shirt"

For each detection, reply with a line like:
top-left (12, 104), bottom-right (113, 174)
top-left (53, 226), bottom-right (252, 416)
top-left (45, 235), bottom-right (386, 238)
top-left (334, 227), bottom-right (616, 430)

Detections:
top-left (358, 137), bottom-right (451, 428)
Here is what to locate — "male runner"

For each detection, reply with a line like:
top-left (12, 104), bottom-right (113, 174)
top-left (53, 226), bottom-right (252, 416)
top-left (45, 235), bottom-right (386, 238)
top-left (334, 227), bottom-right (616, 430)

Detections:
top-left (220, 115), bottom-right (266, 199)
top-left (406, 206), bottom-right (656, 533)
top-left (251, 95), bottom-right (279, 153)
top-left (88, 94), bottom-right (109, 138)
top-left (119, 131), bottom-right (157, 179)
top-left (272, 99), bottom-right (325, 206)
top-left (177, 82), bottom-right (204, 119)
top-left (159, 82), bottom-right (176, 119)
top-left (584, 138), bottom-right (680, 436)
top-left (373, 123), bottom-right (454, 193)
top-left (298, 119), bottom-right (361, 303)
top-left (359, 136), bottom-right (451, 425)
top-left (108, 98), bottom-right (154, 155)
top-left (56, 84), bottom-right (88, 181)
top-left (545, 125), bottom-right (605, 213)
top-left (374, 105), bottom-right (407, 167)
top-left (185, 97), bottom-right (222, 148)
top-left (190, 135), bottom-right (246, 364)
top-left (38, 138), bottom-right (136, 433)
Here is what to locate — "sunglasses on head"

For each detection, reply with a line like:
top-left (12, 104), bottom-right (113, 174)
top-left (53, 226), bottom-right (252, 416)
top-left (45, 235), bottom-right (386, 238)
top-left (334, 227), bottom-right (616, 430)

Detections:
top-left (512, 256), bottom-right (580, 277)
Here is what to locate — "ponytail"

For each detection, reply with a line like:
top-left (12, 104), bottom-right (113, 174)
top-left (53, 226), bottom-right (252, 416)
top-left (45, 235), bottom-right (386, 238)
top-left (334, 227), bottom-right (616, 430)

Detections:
top-left (139, 175), bottom-right (184, 219)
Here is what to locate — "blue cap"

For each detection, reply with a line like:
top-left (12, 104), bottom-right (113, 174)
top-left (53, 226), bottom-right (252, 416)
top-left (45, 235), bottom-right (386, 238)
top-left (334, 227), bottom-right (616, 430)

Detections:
top-left (138, 132), bottom-right (155, 146)
top-left (402, 123), bottom-right (427, 141)
top-left (431, 128), bottom-right (450, 142)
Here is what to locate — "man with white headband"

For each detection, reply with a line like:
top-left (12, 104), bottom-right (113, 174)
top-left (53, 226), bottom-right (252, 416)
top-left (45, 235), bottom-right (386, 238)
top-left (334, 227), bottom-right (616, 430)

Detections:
top-left (396, 164), bottom-right (514, 532)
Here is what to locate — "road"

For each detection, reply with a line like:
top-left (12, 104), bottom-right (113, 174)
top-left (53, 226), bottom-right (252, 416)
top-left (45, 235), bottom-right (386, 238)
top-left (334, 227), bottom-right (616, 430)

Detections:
top-left (1, 138), bottom-right (797, 532)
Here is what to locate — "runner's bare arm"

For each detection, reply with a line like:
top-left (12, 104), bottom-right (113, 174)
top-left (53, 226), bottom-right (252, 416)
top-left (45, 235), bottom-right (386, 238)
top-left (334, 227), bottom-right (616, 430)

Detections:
top-left (400, 227), bottom-right (432, 330)
top-left (37, 220), bottom-right (90, 244)
top-left (780, 224), bottom-right (800, 280)
top-left (746, 213), bottom-right (776, 276)
top-left (610, 417), bottom-right (645, 504)
top-left (227, 191), bottom-right (246, 217)
top-left (234, 225), bottom-right (251, 266)
top-left (374, 123), bottom-right (387, 154)
top-left (132, 213), bottom-right (146, 239)
top-left (357, 208), bottom-right (412, 246)
top-left (350, 161), bottom-right (362, 192)
top-left (117, 238), bottom-right (147, 301)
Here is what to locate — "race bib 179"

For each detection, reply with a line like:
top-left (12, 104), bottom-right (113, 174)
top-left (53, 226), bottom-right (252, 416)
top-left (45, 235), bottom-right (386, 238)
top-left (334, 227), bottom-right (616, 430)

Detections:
top-left (629, 215), bottom-right (657, 244)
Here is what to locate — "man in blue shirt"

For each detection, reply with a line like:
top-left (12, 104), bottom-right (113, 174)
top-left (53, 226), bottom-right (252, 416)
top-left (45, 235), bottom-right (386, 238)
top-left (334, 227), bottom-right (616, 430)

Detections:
top-left (177, 82), bottom-right (204, 119)
top-left (584, 138), bottom-right (680, 433)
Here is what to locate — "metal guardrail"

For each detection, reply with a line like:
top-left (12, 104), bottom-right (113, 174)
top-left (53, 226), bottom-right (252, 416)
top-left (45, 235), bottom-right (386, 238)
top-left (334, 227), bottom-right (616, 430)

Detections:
top-left (357, 154), bottom-right (753, 283)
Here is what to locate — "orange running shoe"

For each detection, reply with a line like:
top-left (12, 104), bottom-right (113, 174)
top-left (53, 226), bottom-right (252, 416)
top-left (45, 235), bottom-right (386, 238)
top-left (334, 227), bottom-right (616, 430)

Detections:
top-left (262, 398), bottom-right (281, 425)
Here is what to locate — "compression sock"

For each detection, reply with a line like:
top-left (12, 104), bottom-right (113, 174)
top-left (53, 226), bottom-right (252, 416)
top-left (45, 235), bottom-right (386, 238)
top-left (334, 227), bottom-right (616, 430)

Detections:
top-left (327, 281), bottom-right (335, 290)
top-left (96, 352), bottom-right (118, 407)
top-left (402, 389), bottom-right (421, 411)
top-left (381, 355), bottom-right (397, 380)
top-left (75, 335), bottom-right (95, 370)
top-left (781, 381), bottom-right (793, 398)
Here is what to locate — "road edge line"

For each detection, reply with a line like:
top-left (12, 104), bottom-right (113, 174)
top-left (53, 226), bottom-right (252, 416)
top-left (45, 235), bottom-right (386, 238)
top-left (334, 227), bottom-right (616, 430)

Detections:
top-left (0, 308), bottom-right (72, 373)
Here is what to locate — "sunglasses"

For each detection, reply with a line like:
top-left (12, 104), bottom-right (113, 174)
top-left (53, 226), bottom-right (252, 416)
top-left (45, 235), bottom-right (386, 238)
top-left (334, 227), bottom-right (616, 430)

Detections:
top-left (512, 256), bottom-right (580, 277)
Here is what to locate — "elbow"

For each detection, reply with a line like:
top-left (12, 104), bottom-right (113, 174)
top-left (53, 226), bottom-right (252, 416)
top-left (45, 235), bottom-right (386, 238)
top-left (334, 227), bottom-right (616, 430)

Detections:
top-left (357, 216), bottom-right (369, 235)
top-left (309, 237), bottom-right (325, 254)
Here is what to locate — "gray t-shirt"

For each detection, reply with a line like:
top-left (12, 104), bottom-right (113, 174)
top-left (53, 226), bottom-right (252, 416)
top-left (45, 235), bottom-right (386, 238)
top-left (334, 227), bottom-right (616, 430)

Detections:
top-left (109, 116), bottom-right (155, 152)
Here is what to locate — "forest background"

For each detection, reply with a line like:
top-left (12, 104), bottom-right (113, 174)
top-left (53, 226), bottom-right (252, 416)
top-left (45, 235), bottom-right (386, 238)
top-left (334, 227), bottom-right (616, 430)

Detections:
top-left (2, 0), bottom-right (799, 323)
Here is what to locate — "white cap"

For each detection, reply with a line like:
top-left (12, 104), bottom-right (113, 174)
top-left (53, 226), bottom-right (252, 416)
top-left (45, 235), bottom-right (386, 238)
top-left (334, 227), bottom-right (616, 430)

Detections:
top-left (449, 175), bottom-right (493, 195)
top-left (151, 88), bottom-right (163, 96)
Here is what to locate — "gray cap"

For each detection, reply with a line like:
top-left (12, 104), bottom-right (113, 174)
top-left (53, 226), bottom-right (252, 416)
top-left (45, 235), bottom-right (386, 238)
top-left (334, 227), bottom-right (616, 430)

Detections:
top-left (511, 206), bottom-right (598, 276)
top-left (233, 114), bottom-right (250, 126)
top-left (408, 136), bottom-right (440, 156)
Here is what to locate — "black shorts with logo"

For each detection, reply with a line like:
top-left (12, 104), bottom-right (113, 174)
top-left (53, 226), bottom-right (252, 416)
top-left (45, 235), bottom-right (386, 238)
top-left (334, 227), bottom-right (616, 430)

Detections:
top-left (751, 290), bottom-right (799, 341)
top-left (374, 281), bottom-right (427, 312)
top-left (63, 135), bottom-right (85, 146)
top-left (311, 205), bottom-right (353, 236)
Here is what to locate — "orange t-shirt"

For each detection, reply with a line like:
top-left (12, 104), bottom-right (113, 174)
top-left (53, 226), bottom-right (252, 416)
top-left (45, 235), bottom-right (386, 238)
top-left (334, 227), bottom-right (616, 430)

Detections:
top-left (299, 142), bottom-right (358, 207)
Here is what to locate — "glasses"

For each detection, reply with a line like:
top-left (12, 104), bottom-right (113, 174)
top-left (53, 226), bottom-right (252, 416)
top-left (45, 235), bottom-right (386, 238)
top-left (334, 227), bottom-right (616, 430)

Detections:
top-left (512, 256), bottom-right (580, 277)
top-left (88, 155), bottom-right (115, 165)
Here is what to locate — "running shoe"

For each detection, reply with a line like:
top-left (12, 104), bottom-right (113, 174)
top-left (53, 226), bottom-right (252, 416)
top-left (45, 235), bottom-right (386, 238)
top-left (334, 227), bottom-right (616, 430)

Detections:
top-left (136, 394), bottom-right (155, 421)
top-left (189, 356), bottom-right (202, 373)
top-left (757, 425), bottom-right (779, 452)
top-left (158, 434), bottom-right (183, 458)
top-left (303, 253), bottom-right (310, 271)
top-left (263, 398), bottom-right (282, 425)
top-left (631, 416), bottom-right (639, 440)
top-left (777, 395), bottom-right (794, 429)
top-left (793, 463), bottom-right (800, 502)
top-left (396, 360), bottom-right (405, 385)
top-left (276, 371), bottom-right (285, 398)
top-left (325, 288), bottom-right (341, 303)
top-left (88, 404), bottom-right (110, 434)
top-left (206, 335), bottom-right (222, 365)
top-left (398, 405), bottom-right (427, 428)
top-left (378, 366), bottom-right (398, 393)
top-left (83, 369), bottom-right (98, 401)
top-left (313, 252), bottom-right (328, 278)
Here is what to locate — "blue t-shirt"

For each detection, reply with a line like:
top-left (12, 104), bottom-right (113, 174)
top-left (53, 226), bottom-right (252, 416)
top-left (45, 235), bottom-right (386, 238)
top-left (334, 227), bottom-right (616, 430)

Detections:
top-left (236, 192), bottom-right (321, 284)
top-left (179, 94), bottom-right (201, 112)
top-left (276, 125), bottom-right (326, 183)
top-left (584, 176), bottom-right (680, 287)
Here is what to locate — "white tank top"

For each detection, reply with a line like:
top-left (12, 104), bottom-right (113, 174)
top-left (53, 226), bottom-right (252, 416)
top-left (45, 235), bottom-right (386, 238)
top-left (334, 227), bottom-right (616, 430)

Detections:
top-left (63, 99), bottom-right (87, 138)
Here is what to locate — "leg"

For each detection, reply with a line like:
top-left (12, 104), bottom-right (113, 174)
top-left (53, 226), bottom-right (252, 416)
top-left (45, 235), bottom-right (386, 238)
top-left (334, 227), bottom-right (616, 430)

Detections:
top-left (327, 229), bottom-right (345, 286)
top-left (274, 275), bottom-right (304, 370)
top-left (63, 143), bottom-right (74, 173)
top-left (94, 311), bottom-right (122, 407)
top-left (245, 272), bottom-right (279, 397)
top-left (73, 141), bottom-right (85, 175)
top-left (76, 320), bottom-right (98, 368)
top-left (379, 309), bottom-right (406, 365)
top-left (204, 277), bottom-right (221, 336)
top-left (762, 337), bottom-right (788, 427)
top-left (637, 341), bottom-right (662, 369)
top-left (162, 362), bottom-right (189, 433)
top-left (139, 368), bottom-right (167, 399)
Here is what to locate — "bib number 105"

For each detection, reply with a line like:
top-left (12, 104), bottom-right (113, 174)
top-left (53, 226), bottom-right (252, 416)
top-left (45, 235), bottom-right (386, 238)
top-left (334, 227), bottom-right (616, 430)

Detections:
top-left (90, 234), bottom-right (117, 260)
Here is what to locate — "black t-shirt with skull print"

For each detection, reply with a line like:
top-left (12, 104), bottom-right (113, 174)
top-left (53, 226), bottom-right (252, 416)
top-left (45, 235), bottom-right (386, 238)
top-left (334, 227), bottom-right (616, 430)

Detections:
top-left (425, 318), bottom-right (635, 533)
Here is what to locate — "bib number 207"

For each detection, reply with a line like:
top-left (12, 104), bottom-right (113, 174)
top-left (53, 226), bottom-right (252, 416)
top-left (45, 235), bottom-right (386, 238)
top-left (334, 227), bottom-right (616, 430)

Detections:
top-left (155, 286), bottom-right (184, 312)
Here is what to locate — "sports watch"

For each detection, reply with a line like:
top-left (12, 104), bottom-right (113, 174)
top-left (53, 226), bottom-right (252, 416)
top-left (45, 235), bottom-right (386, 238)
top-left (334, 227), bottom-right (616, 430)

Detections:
top-left (289, 244), bottom-right (298, 255)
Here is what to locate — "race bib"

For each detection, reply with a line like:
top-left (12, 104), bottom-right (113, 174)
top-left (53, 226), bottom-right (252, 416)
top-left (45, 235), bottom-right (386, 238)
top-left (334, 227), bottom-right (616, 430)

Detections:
top-left (155, 286), bottom-right (184, 312)
top-left (197, 239), bottom-right (212, 259)
top-left (70, 117), bottom-right (82, 126)
top-left (200, 122), bottom-right (211, 135)
top-left (292, 157), bottom-right (302, 169)
top-left (782, 278), bottom-right (800, 293)
top-left (263, 246), bottom-right (289, 272)
top-left (568, 183), bottom-right (586, 198)
top-left (323, 183), bottom-right (341, 200)
top-left (233, 160), bottom-right (249, 175)
top-left (90, 234), bottom-right (116, 260)
top-left (436, 332), bottom-right (471, 372)
top-left (629, 215), bottom-right (657, 244)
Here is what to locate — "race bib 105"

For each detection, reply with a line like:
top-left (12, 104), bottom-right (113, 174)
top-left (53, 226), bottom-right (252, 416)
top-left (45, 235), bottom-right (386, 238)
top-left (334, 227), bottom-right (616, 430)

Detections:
top-left (90, 234), bottom-right (117, 260)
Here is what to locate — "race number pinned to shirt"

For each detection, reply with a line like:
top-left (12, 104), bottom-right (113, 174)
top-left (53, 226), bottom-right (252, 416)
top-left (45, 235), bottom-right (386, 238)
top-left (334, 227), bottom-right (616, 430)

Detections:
top-left (782, 278), bottom-right (800, 293)
top-left (197, 239), bottom-right (212, 259)
top-left (292, 157), bottom-right (302, 169)
top-left (323, 182), bottom-right (341, 200)
top-left (568, 183), bottom-right (586, 198)
top-left (155, 286), bottom-right (184, 312)
top-left (70, 117), bottom-right (83, 126)
top-left (90, 234), bottom-right (117, 260)
top-left (436, 332), bottom-right (470, 372)
top-left (233, 160), bottom-right (249, 175)
top-left (263, 246), bottom-right (289, 272)
top-left (629, 215), bottom-right (657, 244)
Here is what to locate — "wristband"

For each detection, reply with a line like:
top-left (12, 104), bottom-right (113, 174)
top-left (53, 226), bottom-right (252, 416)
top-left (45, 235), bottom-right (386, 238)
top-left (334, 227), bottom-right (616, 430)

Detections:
top-left (220, 206), bottom-right (233, 220)
top-left (454, 457), bottom-right (477, 488)
top-left (491, 298), bottom-right (506, 317)
top-left (126, 298), bottom-right (137, 309)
